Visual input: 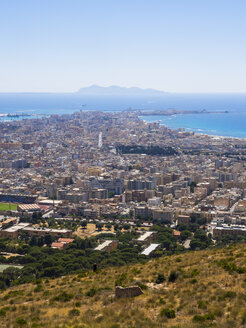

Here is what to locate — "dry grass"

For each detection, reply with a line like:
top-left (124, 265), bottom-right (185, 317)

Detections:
top-left (1, 244), bottom-right (246, 327)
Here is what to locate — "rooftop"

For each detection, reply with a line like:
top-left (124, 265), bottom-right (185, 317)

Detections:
top-left (94, 240), bottom-right (114, 251)
top-left (137, 231), bottom-right (156, 241)
top-left (141, 243), bottom-right (160, 256)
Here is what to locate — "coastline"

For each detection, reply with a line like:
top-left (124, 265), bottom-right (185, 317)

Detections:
top-left (1, 92), bottom-right (246, 138)
top-left (138, 115), bottom-right (246, 142)
top-left (138, 110), bottom-right (246, 140)
top-left (1, 107), bottom-right (246, 141)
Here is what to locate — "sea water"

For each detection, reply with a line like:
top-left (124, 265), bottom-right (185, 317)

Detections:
top-left (140, 112), bottom-right (246, 139)
top-left (1, 92), bottom-right (246, 138)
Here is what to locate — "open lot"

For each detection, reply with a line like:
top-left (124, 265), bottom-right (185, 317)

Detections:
top-left (75, 223), bottom-right (115, 238)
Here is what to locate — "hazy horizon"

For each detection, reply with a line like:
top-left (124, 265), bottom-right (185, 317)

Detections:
top-left (1, 0), bottom-right (246, 93)
top-left (1, 85), bottom-right (246, 95)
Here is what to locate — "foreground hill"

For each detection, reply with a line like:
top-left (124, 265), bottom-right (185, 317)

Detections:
top-left (1, 244), bottom-right (246, 328)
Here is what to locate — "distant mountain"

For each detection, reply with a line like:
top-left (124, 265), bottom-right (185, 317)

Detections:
top-left (76, 85), bottom-right (166, 96)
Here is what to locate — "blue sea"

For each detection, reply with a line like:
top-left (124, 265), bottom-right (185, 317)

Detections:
top-left (1, 92), bottom-right (246, 138)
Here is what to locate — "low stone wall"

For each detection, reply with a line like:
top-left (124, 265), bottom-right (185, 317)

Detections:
top-left (115, 286), bottom-right (143, 298)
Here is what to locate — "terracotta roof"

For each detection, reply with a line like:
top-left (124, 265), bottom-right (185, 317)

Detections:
top-left (51, 242), bottom-right (64, 249)
top-left (58, 238), bottom-right (74, 244)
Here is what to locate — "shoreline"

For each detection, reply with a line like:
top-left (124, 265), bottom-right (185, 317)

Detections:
top-left (0, 108), bottom-right (246, 142)
top-left (138, 115), bottom-right (246, 142)
top-left (137, 109), bottom-right (229, 116)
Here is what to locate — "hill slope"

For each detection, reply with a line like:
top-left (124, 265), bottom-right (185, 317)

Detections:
top-left (1, 244), bottom-right (246, 327)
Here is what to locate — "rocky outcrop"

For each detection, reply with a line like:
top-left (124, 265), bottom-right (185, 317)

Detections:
top-left (115, 286), bottom-right (143, 298)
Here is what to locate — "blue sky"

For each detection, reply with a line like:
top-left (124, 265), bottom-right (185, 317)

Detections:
top-left (1, 0), bottom-right (246, 92)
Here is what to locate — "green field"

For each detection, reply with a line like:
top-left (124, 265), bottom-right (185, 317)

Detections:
top-left (0, 203), bottom-right (18, 211)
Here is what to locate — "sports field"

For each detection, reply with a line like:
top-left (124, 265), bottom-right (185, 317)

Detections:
top-left (0, 203), bottom-right (18, 211)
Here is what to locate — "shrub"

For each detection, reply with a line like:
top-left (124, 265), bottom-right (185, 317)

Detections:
top-left (115, 273), bottom-right (127, 286)
top-left (34, 285), bottom-right (43, 293)
top-left (160, 308), bottom-right (176, 319)
top-left (168, 271), bottom-right (179, 283)
top-left (225, 291), bottom-right (237, 298)
top-left (0, 308), bottom-right (6, 317)
top-left (198, 300), bottom-right (207, 309)
top-left (190, 268), bottom-right (199, 277)
top-left (53, 291), bottom-right (73, 302)
top-left (68, 309), bottom-right (80, 317)
top-left (156, 273), bottom-right (165, 284)
top-left (216, 259), bottom-right (246, 274)
top-left (237, 267), bottom-right (246, 274)
top-left (15, 318), bottom-right (27, 326)
top-left (193, 315), bottom-right (206, 322)
top-left (0, 281), bottom-right (6, 290)
top-left (4, 290), bottom-right (24, 300)
top-left (136, 282), bottom-right (148, 290)
top-left (241, 310), bottom-right (246, 325)
top-left (190, 278), bottom-right (197, 284)
top-left (205, 313), bottom-right (215, 320)
top-left (193, 313), bottom-right (215, 322)
top-left (86, 288), bottom-right (97, 297)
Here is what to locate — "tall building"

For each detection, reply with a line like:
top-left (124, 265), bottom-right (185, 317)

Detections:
top-left (98, 132), bottom-right (102, 148)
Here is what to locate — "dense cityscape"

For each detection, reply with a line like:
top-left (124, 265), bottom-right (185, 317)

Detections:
top-left (1, 110), bottom-right (246, 261)
top-left (2, 110), bottom-right (246, 326)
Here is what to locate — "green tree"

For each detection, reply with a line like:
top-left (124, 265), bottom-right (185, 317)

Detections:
top-left (30, 235), bottom-right (37, 246)
top-left (44, 234), bottom-right (52, 246)
top-left (180, 230), bottom-right (192, 242)
top-left (96, 222), bottom-right (103, 231)
top-left (123, 223), bottom-right (130, 231)
top-left (106, 223), bottom-right (112, 231)
top-left (189, 181), bottom-right (197, 193)
top-left (81, 220), bottom-right (87, 230)
top-left (114, 223), bottom-right (119, 231)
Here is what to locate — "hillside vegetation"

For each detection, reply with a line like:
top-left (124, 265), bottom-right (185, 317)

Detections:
top-left (1, 244), bottom-right (246, 327)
